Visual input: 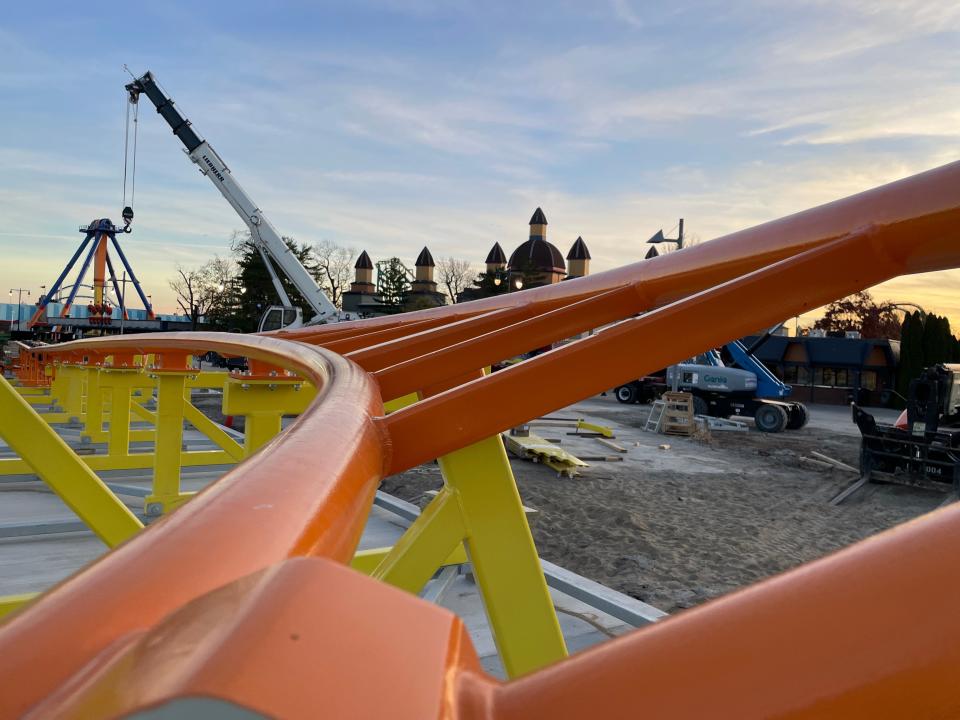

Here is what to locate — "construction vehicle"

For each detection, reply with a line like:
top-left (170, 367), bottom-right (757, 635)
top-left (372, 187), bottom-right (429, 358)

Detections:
top-left (125, 71), bottom-right (344, 332)
top-left (614, 337), bottom-right (808, 433)
top-left (852, 364), bottom-right (960, 492)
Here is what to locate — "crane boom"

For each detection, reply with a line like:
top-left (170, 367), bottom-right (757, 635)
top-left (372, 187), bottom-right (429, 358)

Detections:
top-left (125, 71), bottom-right (338, 321)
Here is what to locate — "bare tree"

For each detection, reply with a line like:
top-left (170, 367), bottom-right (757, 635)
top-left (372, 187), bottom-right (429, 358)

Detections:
top-left (312, 239), bottom-right (356, 309)
top-left (437, 256), bottom-right (473, 304)
top-left (169, 257), bottom-right (236, 330)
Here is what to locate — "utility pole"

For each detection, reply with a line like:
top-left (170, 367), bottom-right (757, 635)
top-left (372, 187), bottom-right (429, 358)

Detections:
top-left (8, 288), bottom-right (30, 334)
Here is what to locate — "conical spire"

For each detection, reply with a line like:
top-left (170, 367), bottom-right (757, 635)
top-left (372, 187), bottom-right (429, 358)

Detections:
top-left (644, 245), bottom-right (659, 260)
top-left (355, 250), bottom-right (374, 269)
top-left (414, 246), bottom-right (435, 267)
top-left (529, 207), bottom-right (548, 226)
top-left (566, 236), bottom-right (591, 260)
top-left (485, 242), bottom-right (507, 265)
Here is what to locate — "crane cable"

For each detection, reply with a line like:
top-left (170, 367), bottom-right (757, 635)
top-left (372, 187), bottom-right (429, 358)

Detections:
top-left (121, 90), bottom-right (139, 210)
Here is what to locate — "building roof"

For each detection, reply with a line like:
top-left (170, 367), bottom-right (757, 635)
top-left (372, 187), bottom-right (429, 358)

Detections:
top-left (745, 335), bottom-right (900, 367)
top-left (355, 250), bottom-right (374, 270)
top-left (508, 237), bottom-right (566, 273)
top-left (485, 242), bottom-right (507, 265)
top-left (566, 236), bottom-right (591, 260)
top-left (529, 207), bottom-right (548, 225)
top-left (415, 247), bottom-right (435, 267)
top-left (644, 246), bottom-right (660, 260)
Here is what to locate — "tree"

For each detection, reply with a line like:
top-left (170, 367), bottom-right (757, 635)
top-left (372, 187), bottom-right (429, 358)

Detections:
top-left (897, 311), bottom-right (925, 402)
top-left (169, 257), bottom-right (236, 331)
top-left (436, 256), bottom-right (473, 304)
top-left (813, 291), bottom-right (901, 339)
top-left (377, 258), bottom-right (411, 312)
top-left (897, 312), bottom-right (959, 402)
top-left (459, 268), bottom-right (510, 302)
top-left (228, 231), bottom-right (318, 331)
top-left (312, 239), bottom-right (356, 309)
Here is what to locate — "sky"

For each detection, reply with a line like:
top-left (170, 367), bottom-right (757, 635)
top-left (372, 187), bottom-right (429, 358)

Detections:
top-left (1, 0), bottom-right (959, 325)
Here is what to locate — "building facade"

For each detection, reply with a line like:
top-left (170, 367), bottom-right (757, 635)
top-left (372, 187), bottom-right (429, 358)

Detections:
top-left (745, 334), bottom-right (900, 406)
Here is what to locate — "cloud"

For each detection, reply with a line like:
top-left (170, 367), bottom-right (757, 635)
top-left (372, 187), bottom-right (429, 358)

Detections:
top-left (610, 0), bottom-right (644, 29)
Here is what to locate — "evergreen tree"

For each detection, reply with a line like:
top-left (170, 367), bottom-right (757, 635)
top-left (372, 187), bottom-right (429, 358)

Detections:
top-left (376, 257), bottom-right (411, 313)
top-left (224, 231), bottom-right (318, 332)
top-left (897, 311), bottom-right (925, 401)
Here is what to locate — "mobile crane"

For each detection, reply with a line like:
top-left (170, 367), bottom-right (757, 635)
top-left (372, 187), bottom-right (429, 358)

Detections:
top-left (125, 71), bottom-right (341, 331)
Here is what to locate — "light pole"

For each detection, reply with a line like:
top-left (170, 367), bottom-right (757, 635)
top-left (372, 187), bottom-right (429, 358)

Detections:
top-left (8, 288), bottom-right (30, 333)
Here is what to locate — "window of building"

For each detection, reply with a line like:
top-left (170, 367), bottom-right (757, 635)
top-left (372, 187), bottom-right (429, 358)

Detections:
top-left (862, 370), bottom-right (877, 391)
top-left (812, 367), bottom-right (852, 387)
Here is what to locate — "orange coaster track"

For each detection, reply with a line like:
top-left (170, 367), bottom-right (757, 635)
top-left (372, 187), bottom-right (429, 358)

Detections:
top-left (3, 161), bottom-right (960, 718)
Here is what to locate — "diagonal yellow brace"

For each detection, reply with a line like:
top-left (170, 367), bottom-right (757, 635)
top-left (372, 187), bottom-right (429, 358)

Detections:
top-left (130, 401), bottom-right (157, 424)
top-left (352, 543), bottom-right (468, 576)
top-left (0, 593), bottom-right (39, 620)
top-left (0, 377), bottom-right (143, 547)
top-left (371, 488), bottom-right (467, 594)
top-left (183, 401), bottom-right (244, 461)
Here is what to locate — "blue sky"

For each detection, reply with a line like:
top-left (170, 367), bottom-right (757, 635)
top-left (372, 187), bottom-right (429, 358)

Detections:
top-left (1, 0), bottom-right (959, 323)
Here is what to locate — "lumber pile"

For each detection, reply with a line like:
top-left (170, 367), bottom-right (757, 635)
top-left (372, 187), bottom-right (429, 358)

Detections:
top-left (502, 430), bottom-right (588, 478)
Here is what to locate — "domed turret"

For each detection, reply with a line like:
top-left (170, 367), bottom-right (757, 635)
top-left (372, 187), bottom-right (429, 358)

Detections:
top-left (507, 207), bottom-right (566, 289)
top-left (565, 236), bottom-right (591, 278)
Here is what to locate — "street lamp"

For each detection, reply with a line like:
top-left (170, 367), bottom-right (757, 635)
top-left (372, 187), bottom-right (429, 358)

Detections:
top-left (8, 288), bottom-right (30, 333)
top-left (513, 278), bottom-right (523, 290)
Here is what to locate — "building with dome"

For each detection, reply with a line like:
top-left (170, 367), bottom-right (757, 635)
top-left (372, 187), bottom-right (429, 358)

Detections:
top-left (343, 207), bottom-right (595, 313)
top-left (506, 208), bottom-right (568, 289)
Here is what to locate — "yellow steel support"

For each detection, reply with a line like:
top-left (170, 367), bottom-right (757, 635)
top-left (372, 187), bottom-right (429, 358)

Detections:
top-left (222, 378), bottom-right (315, 455)
top-left (183, 402), bottom-right (244, 461)
top-left (383, 392), bottom-right (419, 414)
top-left (0, 450), bottom-right (234, 476)
top-left (351, 543), bottom-right (468, 575)
top-left (0, 593), bottom-right (39, 620)
top-left (0, 377), bottom-right (143, 546)
top-left (371, 489), bottom-right (467, 593)
top-left (82, 367), bottom-right (104, 441)
top-left (374, 385), bottom-right (567, 678)
top-left (144, 370), bottom-right (193, 515)
top-left (101, 369), bottom-right (143, 458)
top-left (54, 364), bottom-right (87, 423)
top-left (186, 372), bottom-right (230, 389)
top-left (129, 401), bottom-right (157, 424)
top-left (438, 436), bottom-right (567, 677)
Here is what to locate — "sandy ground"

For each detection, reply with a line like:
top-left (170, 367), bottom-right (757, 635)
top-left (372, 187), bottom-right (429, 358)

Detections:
top-left (381, 396), bottom-right (945, 613)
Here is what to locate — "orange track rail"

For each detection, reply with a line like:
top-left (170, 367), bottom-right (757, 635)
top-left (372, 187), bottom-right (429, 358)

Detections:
top-left (3, 160), bottom-right (960, 717)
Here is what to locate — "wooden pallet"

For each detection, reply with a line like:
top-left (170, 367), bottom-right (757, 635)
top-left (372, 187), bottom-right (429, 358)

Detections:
top-left (660, 392), bottom-right (695, 437)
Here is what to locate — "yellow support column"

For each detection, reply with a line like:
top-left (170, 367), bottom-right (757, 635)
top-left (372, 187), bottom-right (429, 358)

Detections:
top-left (99, 356), bottom-right (145, 459)
top-left (57, 364), bottom-right (87, 425)
top-left (222, 367), bottom-right (315, 456)
top-left (439, 436), bottom-right (567, 677)
top-left (0, 376), bottom-right (142, 547)
top-left (82, 364), bottom-right (105, 442)
top-left (373, 383), bottom-right (567, 678)
top-left (144, 353), bottom-right (195, 516)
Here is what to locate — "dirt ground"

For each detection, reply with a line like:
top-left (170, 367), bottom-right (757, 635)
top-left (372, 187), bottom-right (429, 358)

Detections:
top-left (381, 396), bottom-right (945, 613)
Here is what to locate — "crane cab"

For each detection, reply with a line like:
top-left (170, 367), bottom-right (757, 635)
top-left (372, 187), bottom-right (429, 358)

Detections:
top-left (258, 305), bottom-right (303, 333)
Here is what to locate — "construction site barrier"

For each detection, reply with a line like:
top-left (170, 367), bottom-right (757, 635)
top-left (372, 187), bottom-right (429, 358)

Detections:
top-left (1, 160), bottom-right (960, 717)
